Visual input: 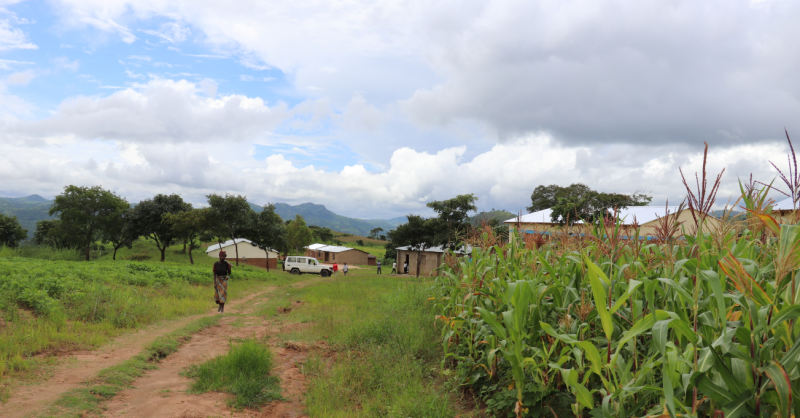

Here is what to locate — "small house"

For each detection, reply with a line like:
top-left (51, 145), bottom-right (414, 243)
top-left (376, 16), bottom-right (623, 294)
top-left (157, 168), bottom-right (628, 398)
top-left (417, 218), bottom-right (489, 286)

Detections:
top-left (207, 238), bottom-right (279, 269)
top-left (504, 206), bottom-right (722, 239)
top-left (304, 244), bottom-right (376, 265)
top-left (394, 245), bottom-right (471, 277)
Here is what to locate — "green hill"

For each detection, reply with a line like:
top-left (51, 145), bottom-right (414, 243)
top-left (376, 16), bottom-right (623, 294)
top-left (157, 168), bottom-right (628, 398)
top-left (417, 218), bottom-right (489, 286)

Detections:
top-left (2, 194), bottom-right (406, 240)
top-left (0, 195), bottom-right (54, 237)
top-left (251, 202), bottom-right (404, 236)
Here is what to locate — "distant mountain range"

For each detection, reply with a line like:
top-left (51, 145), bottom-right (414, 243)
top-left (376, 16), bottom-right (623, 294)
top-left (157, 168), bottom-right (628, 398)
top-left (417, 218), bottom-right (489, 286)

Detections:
top-left (0, 195), bottom-right (55, 237)
top-left (250, 202), bottom-right (406, 236)
top-left (2, 194), bottom-right (517, 239)
top-left (0, 195), bottom-right (407, 239)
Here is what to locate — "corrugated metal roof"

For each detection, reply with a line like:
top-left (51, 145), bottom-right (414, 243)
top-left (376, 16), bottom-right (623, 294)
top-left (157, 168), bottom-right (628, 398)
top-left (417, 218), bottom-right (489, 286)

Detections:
top-left (505, 206), bottom-right (683, 226)
top-left (206, 238), bottom-right (253, 253)
top-left (306, 244), bottom-right (363, 253)
top-left (503, 208), bottom-right (583, 224)
top-left (394, 244), bottom-right (472, 254)
top-left (774, 197), bottom-right (797, 211)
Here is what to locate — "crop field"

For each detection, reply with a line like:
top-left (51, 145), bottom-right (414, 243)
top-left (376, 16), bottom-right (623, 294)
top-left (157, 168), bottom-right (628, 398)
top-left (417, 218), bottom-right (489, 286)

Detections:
top-left (429, 205), bottom-right (800, 417)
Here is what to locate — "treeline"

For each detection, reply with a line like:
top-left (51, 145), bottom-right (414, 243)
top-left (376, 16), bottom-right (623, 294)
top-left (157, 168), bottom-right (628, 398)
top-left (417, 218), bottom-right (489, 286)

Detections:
top-left (3, 185), bottom-right (324, 267)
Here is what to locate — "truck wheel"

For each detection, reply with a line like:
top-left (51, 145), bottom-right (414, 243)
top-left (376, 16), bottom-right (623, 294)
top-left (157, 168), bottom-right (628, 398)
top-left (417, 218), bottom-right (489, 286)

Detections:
top-left (321, 270), bottom-right (329, 277)
top-left (290, 268), bottom-right (300, 275)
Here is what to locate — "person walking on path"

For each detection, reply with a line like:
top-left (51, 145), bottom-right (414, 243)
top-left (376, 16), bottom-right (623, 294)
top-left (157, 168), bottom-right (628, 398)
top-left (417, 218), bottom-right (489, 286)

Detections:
top-left (333, 262), bottom-right (339, 275)
top-left (213, 250), bottom-right (233, 313)
top-left (343, 263), bottom-right (349, 276)
top-left (376, 260), bottom-right (382, 274)
top-left (391, 261), bottom-right (397, 274)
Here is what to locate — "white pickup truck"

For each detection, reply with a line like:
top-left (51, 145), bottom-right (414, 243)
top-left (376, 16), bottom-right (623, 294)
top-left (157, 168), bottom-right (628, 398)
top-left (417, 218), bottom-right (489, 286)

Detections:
top-left (283, 256), bottom-right (334, 277)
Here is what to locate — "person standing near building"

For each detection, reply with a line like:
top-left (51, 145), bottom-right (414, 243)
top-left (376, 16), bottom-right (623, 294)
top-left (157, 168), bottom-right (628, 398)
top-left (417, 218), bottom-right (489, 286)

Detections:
top-left (404, 261), bottom-right (408, 274)
top-left (343, 263), bottom-right (349, 276)
top-left (391, 261), bottom-right (397, 274)
top-left (213, 250), bottom-right (233, 313)
top-left (376, 260), bottom-right (382, 274)
top-left (333, 262), bottom-right (338, 275)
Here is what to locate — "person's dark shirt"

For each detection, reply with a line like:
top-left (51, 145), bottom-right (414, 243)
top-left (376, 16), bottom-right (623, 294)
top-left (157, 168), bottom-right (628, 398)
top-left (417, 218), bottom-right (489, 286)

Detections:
top-left (213, 260), bottom-right (232, 276)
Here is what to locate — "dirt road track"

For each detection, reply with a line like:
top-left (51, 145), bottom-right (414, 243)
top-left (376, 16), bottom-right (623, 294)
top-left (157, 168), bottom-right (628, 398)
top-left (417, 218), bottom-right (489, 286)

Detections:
top-left (0, 286), bottom-right (277, 418)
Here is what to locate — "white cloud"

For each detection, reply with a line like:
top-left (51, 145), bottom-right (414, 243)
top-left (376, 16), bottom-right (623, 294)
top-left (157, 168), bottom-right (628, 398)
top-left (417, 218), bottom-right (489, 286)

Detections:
top-left (9, 78), bottom-right (290, 144)
top-left (140, 21), bottom-right (190, 43)
top-left (0, 18), bottom-right (36, 51)
top-left (6, 69), bottom-right (35, 85)
top-left (53, 56), bottom-right (80, 71)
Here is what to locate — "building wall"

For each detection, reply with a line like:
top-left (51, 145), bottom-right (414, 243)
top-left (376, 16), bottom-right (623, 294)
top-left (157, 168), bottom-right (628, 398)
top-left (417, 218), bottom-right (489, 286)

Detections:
top-left (230, 257), bottom-right (278, 270)
top-left (328, 249), bottom-right (371, 265)
top-left (396, 249), bottom-right (443, 276)
top-left (508, 209), bottom-right (724, 239)
top-left (207, 244), bottom-right (278, 259)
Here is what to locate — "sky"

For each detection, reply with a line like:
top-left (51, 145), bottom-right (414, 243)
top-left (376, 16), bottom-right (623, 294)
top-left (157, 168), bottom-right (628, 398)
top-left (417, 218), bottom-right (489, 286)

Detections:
top-left (0, 0), bottom-right (799, 219)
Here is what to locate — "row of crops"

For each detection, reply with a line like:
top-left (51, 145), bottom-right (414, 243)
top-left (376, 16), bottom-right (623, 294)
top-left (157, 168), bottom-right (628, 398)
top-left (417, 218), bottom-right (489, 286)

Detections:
top-left (0, 257), bottom-right (279, 379)
top-left (430, 206), bottom-right (800, 417)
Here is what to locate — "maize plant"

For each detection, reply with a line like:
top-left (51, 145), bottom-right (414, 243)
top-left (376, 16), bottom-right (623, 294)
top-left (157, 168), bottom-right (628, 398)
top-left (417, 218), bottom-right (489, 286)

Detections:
top-left (429, 188), bottom-right (800, 417)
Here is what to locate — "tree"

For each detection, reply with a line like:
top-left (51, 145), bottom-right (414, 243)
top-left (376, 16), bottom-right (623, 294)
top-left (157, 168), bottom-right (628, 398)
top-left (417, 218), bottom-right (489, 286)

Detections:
top-left (286, 215), bottom-right (313, 254)
top-left (49, 185), bottom-right (129, 261)
top-left (427, 194), bottom-right (478, 248)
top-left (129, 194), bottom-right (191, 262)
top-left (369, 227), bottom-right (384, 239)
top-left (528, 183), bottom-right (652, 225)
top-left (0, 213), bottom-right (27, 248)
top-left (309, 225), bottom-right (334, 243)
top-left (33, 219), bottom-right (76, 249)
top-left (163, 208), bottom-right (212, 265)
top-left (242, 204), bottom-right (286, 271)
top-left (388, 215), bottom-right (436, 278)
top-left (206, 193), bottom-right (253, 266)
top-left (101, 208), bottom-right (139, 260)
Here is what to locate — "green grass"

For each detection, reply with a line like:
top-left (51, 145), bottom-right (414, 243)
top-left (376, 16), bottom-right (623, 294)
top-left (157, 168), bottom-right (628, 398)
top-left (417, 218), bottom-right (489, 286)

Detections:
top-left (42, 316), bottom-right (221, 418)
top-left (0, 241), bottom-right (286, 397)
top-left (258, 273), bottom-right (458, 417)
top-left (184, 339), bottom-right (281, 409)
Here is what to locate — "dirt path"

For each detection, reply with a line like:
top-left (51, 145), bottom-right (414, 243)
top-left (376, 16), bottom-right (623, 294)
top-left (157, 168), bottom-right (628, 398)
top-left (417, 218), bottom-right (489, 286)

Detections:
top-left (102, 280), bottom-right (325, 418)
top-left (103, 313), bottom-right (312, 418)
top-left (0, 285), bottom-right (278, 418)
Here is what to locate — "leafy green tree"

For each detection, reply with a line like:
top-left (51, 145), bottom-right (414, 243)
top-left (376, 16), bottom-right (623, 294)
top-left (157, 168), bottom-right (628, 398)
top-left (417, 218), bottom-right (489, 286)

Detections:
top-left (528, 183), bottom-right (652, 225)
top-left (101, 207), bottom-right (139, 260)
top-left (164, 208), bottom-right (212, 265)
top-left (309, 226), bottom-right (334, 243)
top-left (388, 215), bottom-right (436, 277)
top-left (427, 194), bottom-right (478, 248)
top-left (0, 213), bottom-right (27, 248)
top-left (49, 185), bottom-right (129, 261)
top-left (206, 193), bottom-right (254, 266)
top-left (242, 204), bottom-right (286, 271)
top-left (33, 219), bottom-right (74, 249)
top-left (286, 215), bottom-right (313, 254)
top-left (369, 227), bottom-right (384, 239)
top-left (129, 194), bottom-right (191, 262)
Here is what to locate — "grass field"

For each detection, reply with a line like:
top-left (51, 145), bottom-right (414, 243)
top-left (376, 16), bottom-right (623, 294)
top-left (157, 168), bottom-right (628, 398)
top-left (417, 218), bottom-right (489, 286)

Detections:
top-left (257, 267), bottom-right (468, 417)
top-left (0, 240), bottom-right (285, 401)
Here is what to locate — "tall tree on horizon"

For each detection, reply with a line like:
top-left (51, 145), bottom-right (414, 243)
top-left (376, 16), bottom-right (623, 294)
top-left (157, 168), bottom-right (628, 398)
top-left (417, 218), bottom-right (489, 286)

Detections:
top-left (0, 213), bottom-right (27, 248)
top-left (286, 214), bottom-right (313, 255)
top-left (206, 193), bottom-right (253, 266)
top-left (128, 194), bottom-right (192, 262)
top-left (427, 194), bottom-right (478, 249)
top-left (49, 185), bottom-right (129, 261)
top-left (242, 203), bottom-right (286, 271)
top-left (164, 208), bottom-right (213, 265)
top-left (387, 215), bottom-right (436, 278)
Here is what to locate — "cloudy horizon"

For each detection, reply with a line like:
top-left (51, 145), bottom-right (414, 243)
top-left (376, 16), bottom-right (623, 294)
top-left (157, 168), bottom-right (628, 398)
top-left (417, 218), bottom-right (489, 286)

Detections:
top-left (1, 0), bottom-right (799, 218)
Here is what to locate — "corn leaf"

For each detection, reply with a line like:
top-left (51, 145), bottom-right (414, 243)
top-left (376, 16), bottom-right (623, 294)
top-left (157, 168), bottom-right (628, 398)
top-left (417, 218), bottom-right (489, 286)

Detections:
top-left (759, 362), bottom-right (792, 418)
top-left (587, 260), bottom-right (614, 341)
top-left (719, 254), bottom-right (772, 306)
top-left (770, 304), bottom-right (800, 330)
top-left (695, 375), bottom-right (735, 404)
top-left (723, 390), bottom-right (755, 418)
